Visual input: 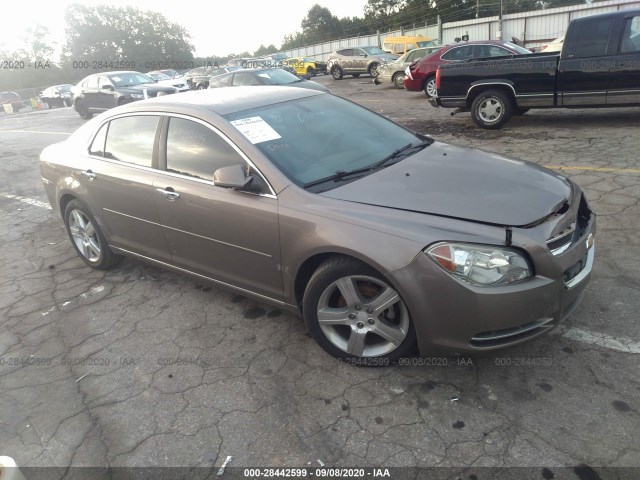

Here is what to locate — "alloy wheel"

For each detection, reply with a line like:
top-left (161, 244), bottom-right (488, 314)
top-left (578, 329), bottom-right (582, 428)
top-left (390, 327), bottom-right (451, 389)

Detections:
top-left (316, 275), bottom-right (410, 357)
top-left (68, 209), bottom-right (102, 263)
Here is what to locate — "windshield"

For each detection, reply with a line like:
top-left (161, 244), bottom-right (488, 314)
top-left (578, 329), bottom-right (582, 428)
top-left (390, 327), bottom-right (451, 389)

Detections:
top-left (256, 69), bottom-right (300, 84)
top-left (504, 42), bottom-right (532, 54)
top-left (149, 73), bottom-right (170, 80)
top-left (109, 73), bottom-right (155, 87)
top-left (58, 85), bottom-right (72, 92)
top-left (224, 95), bottom-right (422, 191)
top-left (363, 46), bottom-right (386, 55)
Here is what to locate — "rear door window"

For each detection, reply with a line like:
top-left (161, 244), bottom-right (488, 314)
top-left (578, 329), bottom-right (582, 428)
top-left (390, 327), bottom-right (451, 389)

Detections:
top-left (232, 72), bottom-right (260, 86)
top-left (104, 116), bottom-right (160, 167)
top-left (442, 45), bottom-right (474, 61)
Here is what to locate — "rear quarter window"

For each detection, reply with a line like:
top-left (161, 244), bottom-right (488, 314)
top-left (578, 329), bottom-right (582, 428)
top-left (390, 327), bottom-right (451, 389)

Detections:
top-left (565, 17), bottom-right (614, 58)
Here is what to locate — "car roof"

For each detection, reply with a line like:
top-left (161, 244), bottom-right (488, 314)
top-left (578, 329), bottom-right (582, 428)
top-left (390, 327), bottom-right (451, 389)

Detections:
top-left (119, 85), bottom-right (323, 116)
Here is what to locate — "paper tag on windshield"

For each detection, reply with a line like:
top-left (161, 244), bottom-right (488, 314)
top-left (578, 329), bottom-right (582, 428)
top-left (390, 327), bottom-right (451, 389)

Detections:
top-left (231, 116), bottom-right (281, 144)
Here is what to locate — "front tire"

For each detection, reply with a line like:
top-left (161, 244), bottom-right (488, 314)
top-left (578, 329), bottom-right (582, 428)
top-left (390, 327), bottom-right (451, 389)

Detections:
top-left (64, 200), bottom-right (122, 270)
top-left (303, 257), bottom-right (417, 364)
top-left (368, 62), bottom-right (380, 78)
top-left (331, 66), bottom-right (344, 80)
top-left (392, 72), bottom-right (405, 89)
top-left (423, 76), bottom-right (437, 98)
top-left (470, 89), bottom-right (514, 129)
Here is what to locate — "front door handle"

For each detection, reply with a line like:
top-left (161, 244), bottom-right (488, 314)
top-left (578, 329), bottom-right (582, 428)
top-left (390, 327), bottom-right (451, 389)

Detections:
top-left (81, 170), bottom-right (95, 181)
top-left (156, 187), bottom-right (180, 200)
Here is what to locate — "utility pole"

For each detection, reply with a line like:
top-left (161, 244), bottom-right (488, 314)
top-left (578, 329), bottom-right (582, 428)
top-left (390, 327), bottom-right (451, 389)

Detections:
top-left (476, 0), bottom-right (480, 18)
top-left (498, 0), bottom-right (503, 39)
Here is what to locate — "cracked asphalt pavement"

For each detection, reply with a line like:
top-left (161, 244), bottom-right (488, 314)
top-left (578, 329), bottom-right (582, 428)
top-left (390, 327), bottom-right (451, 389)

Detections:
top-left (0, 75), bottom-right (639, 479)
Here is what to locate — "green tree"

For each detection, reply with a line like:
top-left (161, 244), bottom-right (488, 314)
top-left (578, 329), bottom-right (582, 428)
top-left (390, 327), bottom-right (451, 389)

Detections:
top-left (62, 4), bottom-right (194, 68)
top-left (301, 5), bottom-right (343, 43)
top-left (254, 44), bottom-right (278, 56)
top-left (19, 24), bottom-right (55, 64)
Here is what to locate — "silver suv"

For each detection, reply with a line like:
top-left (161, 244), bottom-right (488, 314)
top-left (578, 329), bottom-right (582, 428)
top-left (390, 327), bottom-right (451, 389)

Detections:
top-left (327, 46), bottom-right (399, 80)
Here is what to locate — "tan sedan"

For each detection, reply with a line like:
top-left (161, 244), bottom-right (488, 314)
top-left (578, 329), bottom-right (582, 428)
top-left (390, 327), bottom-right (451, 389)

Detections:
top-left (40, 87), bottom-right (595, 364)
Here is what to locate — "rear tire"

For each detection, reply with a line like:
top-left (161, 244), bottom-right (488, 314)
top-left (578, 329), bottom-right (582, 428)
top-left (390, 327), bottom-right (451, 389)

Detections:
top-left (75, 100), bottom-right (92, 119)
top-left (331, 66), bottom-right (344, 80)
top-left (303, 257), bottom-right (417, 365)
top-left (306, 66), bottom-right (315, 79)
top-left (423, 76), bottom-right (437, 98)
top-left (392, 72), bottom-right (405, 89)
top-left (63, 200), bottom-right (122, 270)
top-left (470, 89), bottom-right (514, 129)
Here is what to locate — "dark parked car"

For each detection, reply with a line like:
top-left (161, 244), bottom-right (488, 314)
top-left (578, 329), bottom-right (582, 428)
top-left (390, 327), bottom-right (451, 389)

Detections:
top-left (404, 41), bottom-right (532, 97)
top-left (40, 87), bottom-right (595, 363)
top-left (192, 66), bottom-right (243, 90)
top-left (208, 68), bottom-right (330, 93)
top-left (0, 91), bottom-right (23, 113)
top-left (71, 71), bottom-right (177, 119)
top-left (432, 9), bottom-right (640, 128)
top-left (40, 84), bottom-right (73, 107)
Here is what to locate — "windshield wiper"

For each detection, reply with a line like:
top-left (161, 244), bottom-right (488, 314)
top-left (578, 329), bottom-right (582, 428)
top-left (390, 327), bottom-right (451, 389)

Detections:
top-left (303, 165), bottom-right (376, 189)
top-left (371, 139), bottom-right (432, 169)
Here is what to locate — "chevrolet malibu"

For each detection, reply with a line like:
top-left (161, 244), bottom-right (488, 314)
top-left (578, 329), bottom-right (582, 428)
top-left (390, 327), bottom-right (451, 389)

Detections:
top-left (40, 87), bottom-right (595, 364)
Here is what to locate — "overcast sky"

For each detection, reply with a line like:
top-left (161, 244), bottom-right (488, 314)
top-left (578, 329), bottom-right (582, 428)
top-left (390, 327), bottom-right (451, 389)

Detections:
top-left (1, 0), bottom-right (367, 58)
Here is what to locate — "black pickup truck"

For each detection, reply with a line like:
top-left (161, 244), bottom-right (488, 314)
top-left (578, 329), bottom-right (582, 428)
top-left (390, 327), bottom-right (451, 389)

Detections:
top-left (431, 9), bottom-right (640, 128)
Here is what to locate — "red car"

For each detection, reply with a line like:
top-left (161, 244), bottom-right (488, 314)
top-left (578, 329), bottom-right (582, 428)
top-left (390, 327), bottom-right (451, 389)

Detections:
top-left (404, 41), bottom-right (532, 97)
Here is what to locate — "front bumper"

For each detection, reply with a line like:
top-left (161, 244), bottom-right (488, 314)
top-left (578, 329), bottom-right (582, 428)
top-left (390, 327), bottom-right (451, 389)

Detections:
top-left (389, 216), bottom-right (596, 354)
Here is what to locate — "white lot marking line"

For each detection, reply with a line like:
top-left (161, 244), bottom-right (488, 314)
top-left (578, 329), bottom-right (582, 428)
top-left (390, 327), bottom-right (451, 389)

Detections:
top-left (561, 327), bottom-right (640, 354)
top-left (0, 130), bottom-right (71, 135)
top-left (0, 193), bottom-right (52, 210)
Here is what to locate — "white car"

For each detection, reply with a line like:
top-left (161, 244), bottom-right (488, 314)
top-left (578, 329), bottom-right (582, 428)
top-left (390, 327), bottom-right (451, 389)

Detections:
top-left (147, 72), bottom-right (189, 92)
top-left (540, 36), bottom-right (564, 53)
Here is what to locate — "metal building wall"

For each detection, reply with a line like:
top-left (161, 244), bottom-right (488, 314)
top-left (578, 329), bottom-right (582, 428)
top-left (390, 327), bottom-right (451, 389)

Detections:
top-left (282, 0), bottom-right (640, 60)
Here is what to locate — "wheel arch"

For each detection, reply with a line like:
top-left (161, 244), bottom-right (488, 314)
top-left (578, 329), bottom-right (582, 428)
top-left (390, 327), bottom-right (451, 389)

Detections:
top-left (293, 251), bottom-right (395, 310)
top-left (466, 81), bottom-right (516, 106)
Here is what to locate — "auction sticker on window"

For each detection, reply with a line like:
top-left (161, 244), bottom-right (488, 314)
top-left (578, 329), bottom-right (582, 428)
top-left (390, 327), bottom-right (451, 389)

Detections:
top-left (231, 116), bottom-right (281, 144)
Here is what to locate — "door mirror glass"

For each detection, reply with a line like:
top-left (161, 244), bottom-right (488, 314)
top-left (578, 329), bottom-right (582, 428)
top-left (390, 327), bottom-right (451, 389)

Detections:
top-left (214, 165), bottom-right (253, 189)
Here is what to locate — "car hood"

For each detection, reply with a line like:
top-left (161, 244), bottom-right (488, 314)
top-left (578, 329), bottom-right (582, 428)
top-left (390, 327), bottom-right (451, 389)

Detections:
top-left (320, 141), bottom-right (572, 227)
top-left (286, 80), bottom-right (330, 93)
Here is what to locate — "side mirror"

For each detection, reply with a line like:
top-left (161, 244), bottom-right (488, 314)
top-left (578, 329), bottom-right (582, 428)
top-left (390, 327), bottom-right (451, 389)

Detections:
top-left (360, 53), bottom-right (367, 57)
top-left (213, 165), bottom-right (253, 189)
top-left (101, 84), bottom-right (113, 90)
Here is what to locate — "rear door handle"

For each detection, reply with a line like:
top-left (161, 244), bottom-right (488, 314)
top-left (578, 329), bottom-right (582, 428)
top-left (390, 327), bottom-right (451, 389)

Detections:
top-left (81, 170), bottom-right (95, 181)
top-left (156, 187), bottom-right (180, 200)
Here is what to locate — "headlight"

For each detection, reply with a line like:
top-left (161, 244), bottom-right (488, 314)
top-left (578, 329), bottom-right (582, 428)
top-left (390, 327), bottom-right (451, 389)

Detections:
top-left (426, 243), bottom-right (532, 286)
top-left (130, 93), bottom-right (144, 99)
